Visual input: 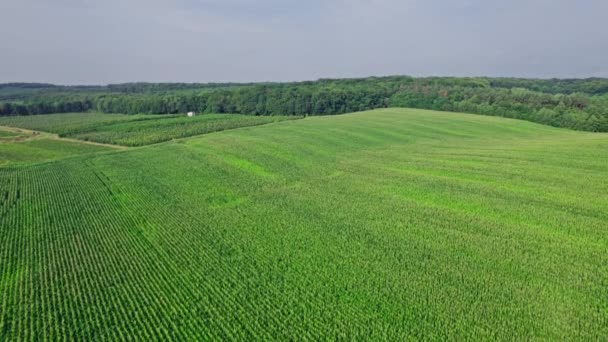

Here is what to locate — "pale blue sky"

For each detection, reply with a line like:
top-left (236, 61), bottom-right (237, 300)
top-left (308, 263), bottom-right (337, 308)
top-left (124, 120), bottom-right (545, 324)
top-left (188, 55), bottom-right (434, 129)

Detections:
top-left (1, 0), bottom-right (607, 84)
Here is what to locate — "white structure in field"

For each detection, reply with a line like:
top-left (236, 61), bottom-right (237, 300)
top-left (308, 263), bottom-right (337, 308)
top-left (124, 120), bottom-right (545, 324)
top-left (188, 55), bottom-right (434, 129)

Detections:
top-left (187, 111), bottom-right (196, 117)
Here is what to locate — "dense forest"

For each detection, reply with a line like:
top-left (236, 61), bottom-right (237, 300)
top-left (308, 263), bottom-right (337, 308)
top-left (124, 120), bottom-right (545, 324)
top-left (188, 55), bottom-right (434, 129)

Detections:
top-left (1, 76), bottom-right (608, 132)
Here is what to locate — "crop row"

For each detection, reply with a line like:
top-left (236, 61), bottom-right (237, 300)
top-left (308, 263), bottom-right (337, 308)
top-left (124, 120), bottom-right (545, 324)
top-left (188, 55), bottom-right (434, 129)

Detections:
top-left (70, 114), bottom-right (299, 146)
top-left (0, 159), bottom-right (369, 340)
top-left (0, 113), bottom-right (300, 147)
top-left (1, 109), bottom-right (606, 339)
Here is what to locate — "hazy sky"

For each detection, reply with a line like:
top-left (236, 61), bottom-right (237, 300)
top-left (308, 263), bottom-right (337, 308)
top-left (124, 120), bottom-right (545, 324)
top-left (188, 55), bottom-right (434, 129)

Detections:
top-left (1, 0), bottom-right (607, 84)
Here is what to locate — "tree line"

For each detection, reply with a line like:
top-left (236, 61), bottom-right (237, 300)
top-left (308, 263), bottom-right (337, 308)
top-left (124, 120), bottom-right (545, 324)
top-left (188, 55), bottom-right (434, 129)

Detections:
top-left (1, 76), bottom-right (607, 132)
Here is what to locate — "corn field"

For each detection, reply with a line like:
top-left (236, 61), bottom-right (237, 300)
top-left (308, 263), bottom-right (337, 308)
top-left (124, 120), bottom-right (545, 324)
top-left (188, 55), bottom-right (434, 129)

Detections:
top-left (1, 109), bottom-right (607, 339)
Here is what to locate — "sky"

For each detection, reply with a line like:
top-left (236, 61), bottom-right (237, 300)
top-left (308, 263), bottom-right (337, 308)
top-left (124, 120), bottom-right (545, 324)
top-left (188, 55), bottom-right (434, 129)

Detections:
top-left (1, 0), bottom-right (607, 84)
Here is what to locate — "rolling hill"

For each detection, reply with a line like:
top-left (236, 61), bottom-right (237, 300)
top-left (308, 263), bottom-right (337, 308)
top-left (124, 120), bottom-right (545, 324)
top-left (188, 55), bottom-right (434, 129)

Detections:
top-left (1, 108), bottom-right (607, 339)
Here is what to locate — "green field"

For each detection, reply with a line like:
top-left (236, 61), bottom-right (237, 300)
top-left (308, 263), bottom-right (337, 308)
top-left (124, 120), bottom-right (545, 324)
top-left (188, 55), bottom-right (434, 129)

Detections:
top-left (0, 131), bottom-right (21, 138)
top-left (68, 114), bottom-right (300, 146)
top-left (0, 126), bottom-right (112, 167)
top-left (0, 113), bottom-right (164, 136)
top-left (0, 113), bottom-right (300, 146)
top-left (0, 108), bottom-right (607, 339)
top-left (0, 139), bottom-right (112, 167)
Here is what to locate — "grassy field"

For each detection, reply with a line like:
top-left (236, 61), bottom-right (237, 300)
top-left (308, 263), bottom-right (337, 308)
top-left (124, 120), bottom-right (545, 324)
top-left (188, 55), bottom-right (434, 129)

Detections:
top-left (0, 131), bottom-right (21, 138)
top-left (0, 108), bottom-right (606, 339)
top-left (0, 113), bottom-right (300, 146)
top-left (0, 125), bottom-right (112, 167)
top-left (0, 139), bottom-right (111, 166)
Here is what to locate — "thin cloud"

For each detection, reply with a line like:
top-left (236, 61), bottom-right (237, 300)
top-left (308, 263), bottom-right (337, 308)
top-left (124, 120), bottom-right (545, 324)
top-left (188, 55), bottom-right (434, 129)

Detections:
top-left (1, 0), bottom-right (607, 84)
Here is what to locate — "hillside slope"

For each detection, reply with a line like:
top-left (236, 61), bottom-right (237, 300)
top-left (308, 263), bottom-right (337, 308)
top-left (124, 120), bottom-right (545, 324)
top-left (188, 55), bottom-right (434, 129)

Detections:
top-left (1, 108), bottom-right (607, 339)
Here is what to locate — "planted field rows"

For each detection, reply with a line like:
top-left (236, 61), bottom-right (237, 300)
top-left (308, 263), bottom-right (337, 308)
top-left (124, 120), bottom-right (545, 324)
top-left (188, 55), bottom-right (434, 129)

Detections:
top-left (70, 114), bottom-right (300, 146)
top-left (0, 113), bottom-right (165, 136)
top-left (0, 109), bottom-right (607, 339)
top-left (0, 138), bottom-right (111, 167)
top-left (0, 113), bottom-right (300, 146)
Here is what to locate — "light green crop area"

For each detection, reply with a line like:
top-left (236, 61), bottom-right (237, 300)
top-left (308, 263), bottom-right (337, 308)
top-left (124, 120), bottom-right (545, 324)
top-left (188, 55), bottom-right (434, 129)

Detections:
top-left (0, 108), bottom-right (606, 340)
top-left (69, 114), bottom-right (300, 146)
top-left (0, 131), bottom-right (21, 138)
top-left (0, 112), bottom-right (164, 136)
top-left (0, 137), bottom-right (112, 167)
top-left (0, 113), bottom-right (300, 146)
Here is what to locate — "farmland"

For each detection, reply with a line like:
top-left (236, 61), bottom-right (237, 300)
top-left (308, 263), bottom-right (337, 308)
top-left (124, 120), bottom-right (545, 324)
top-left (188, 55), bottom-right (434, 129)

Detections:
top-left (0, 108), bottom-right (607, 339)
top-left (0, 131), bottom-right (22, 139)
top-left (0, 126), bottom-right (112, 167)
top-left (0, 139), bottom-right (111, 167)
top-left (0, 113), bottom-right (165, 136)
top-left (0, 113), bottom-right (300, 146)
top-left (68, 114), bottom-right (300, 146)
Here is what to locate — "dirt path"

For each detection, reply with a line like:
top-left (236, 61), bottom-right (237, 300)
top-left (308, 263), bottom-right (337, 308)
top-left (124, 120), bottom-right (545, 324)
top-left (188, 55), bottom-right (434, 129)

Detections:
top-left (50, 136), bottom-right (128, 149)
top-left (0, 125), bottom-right (127, 149)
top-left (0, 125), bottom-right (41, 134)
